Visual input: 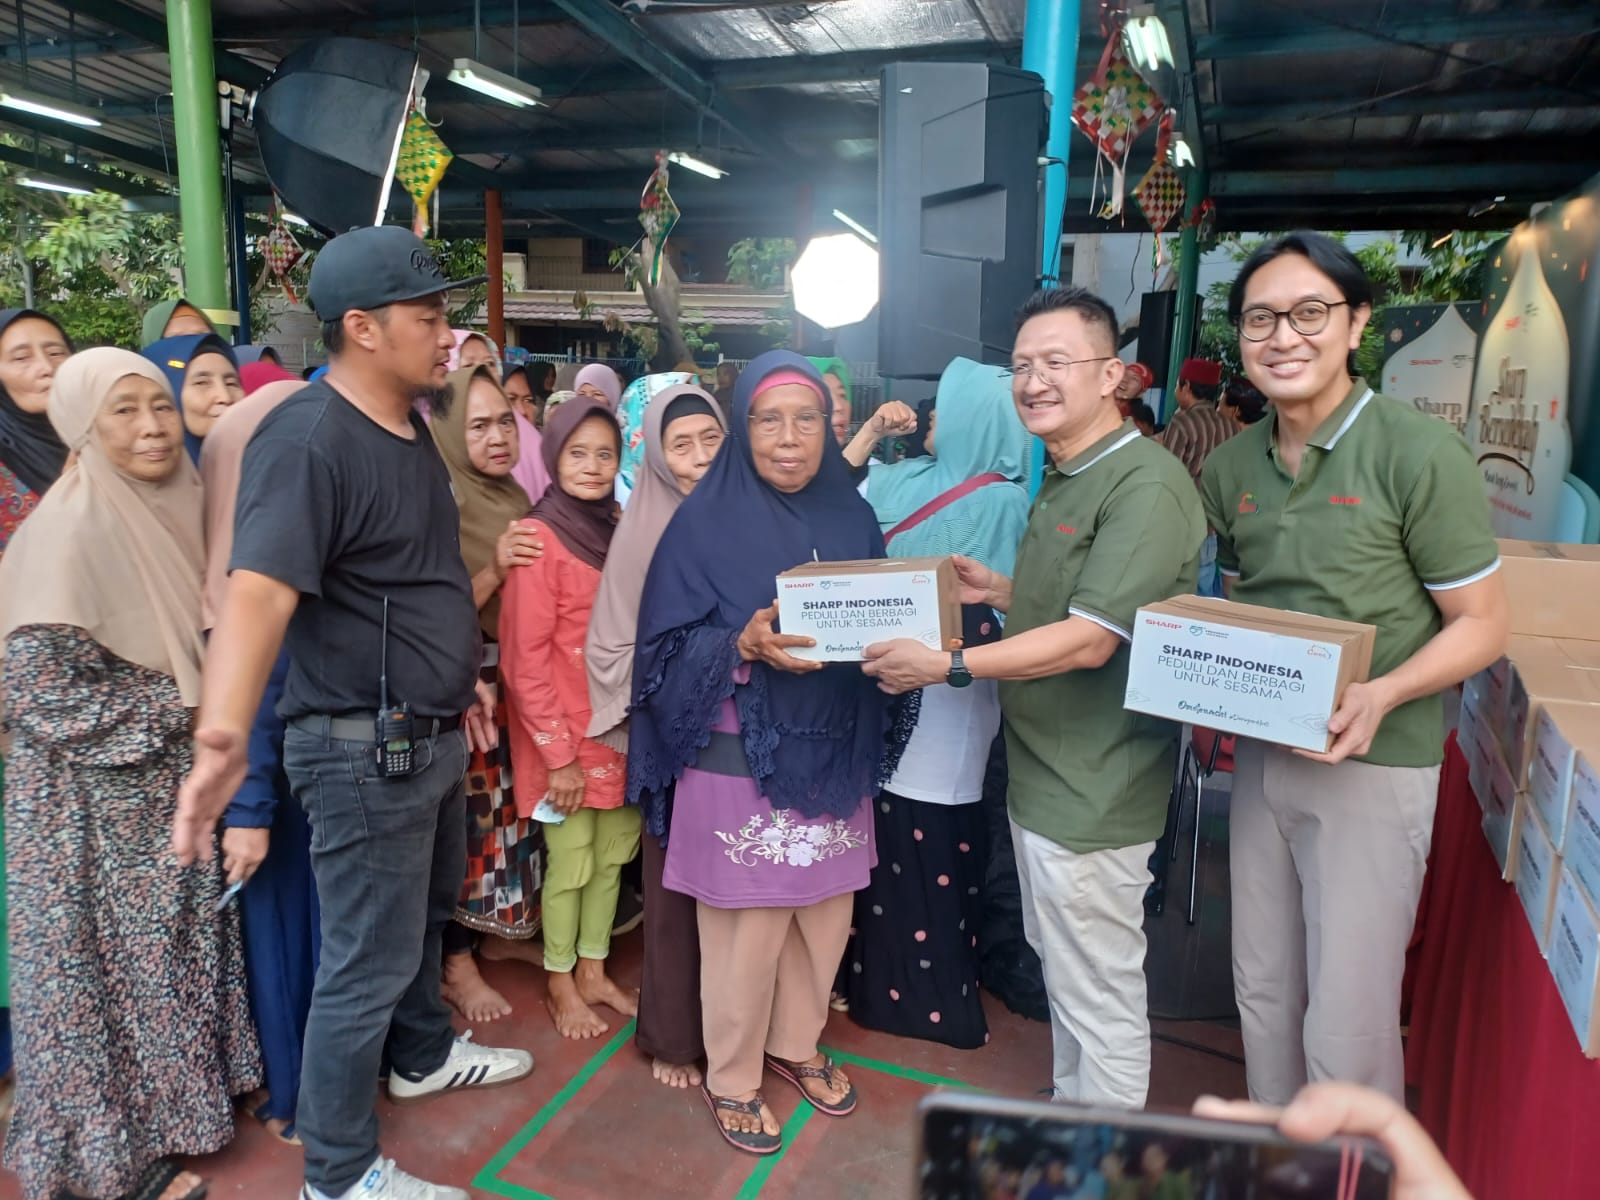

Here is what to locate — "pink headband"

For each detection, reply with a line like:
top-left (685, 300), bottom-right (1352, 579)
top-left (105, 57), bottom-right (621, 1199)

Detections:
top-left (752, 369), bottom-right (825, 403)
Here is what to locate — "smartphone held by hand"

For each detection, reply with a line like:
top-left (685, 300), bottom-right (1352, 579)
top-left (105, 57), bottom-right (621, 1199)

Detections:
top-left (917, 1092), bottom-right (1395, 1200)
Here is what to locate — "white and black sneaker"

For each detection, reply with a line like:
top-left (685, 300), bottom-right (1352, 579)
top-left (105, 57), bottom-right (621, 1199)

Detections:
top-left (301, 1156), bottom-right (469, 1200)
top-left (387, 1031), bottom-right (533, 1103)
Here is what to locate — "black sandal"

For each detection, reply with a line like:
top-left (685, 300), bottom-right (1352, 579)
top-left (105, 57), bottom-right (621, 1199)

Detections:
top-left (701, 1085), bottom-right (782, 1156)
top-left (122, 1158), bottom-right (207, 1200)
top-left (765, 1053), bottom-right (857, 1117)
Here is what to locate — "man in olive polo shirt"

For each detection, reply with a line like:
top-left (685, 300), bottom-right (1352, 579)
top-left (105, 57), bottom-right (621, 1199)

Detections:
top-left (864, 287), bottom-right (1204, 1107)
top-left (1202, 232), bottom-right (1508, 1106)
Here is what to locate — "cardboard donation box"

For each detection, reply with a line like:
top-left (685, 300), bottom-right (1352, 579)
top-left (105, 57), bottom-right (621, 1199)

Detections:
top-left (1479, 741), bottom-right (1522, 881)
top-left (1497, 540), bottom-right (1600, 638)
top-left (1529, 702), bottom-right (1600, 850)
top-left (1125, 596), bottom-right (1376, 753)
top-left (1516, 804), bottom-right (1561, 955)
top-left (1565, 752), bottom-right (1600, 914)
top-left (1504, 639), bottom-right (1600, 780)
top-left (776, 557), bottom-right (960, 663)
top-left (1549, 867), bottom-right (1600, 1057)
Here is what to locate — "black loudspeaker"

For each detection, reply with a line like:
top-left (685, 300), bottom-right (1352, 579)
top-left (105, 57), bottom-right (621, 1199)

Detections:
top-left (878, 62), bottom-right (1047, 380)
top-left (1137, 291), bottom-right (1201, 389)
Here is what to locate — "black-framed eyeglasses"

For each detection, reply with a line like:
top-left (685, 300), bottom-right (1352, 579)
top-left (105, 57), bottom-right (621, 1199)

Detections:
top-left (1237, 300), bottom-right (1349, 342)
top-left (1003, 356), bottom-right (1115, 384)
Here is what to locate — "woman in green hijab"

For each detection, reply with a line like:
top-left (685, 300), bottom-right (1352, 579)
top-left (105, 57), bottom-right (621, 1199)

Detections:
top-left (806, 355), bottom-right (853, 445)
top-left (141, 297), bottom-right (217, 344)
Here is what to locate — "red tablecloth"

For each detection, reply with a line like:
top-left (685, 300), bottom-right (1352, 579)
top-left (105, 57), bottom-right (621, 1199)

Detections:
top-left (1405, 735), bottom-right (1600, 1199)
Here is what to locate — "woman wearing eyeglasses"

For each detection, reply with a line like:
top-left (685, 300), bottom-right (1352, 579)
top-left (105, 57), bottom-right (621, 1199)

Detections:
top-left (628, 351), bottom-right (892, 1155)
top-left (1200, 232), bottom-right (1507, 1106)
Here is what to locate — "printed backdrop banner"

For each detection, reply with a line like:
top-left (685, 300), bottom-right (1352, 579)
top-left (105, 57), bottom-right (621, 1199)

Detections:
top-left (1470, 173), bottom-right (1600, 540)
top-left (1382, 303), bottom-right (1482, 438)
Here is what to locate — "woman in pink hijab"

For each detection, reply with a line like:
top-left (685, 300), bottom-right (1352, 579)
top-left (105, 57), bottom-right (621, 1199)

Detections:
top-left (574, 363), bottom-right (623, 412)
top-left (446, 331), bottom-right (550, 501)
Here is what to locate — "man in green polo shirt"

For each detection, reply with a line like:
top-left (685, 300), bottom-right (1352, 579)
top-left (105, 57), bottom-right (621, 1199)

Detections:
top-left (863, 287), bottom-right (1203, 1107)
top-left (1201, 231), bottom-right (1508, 1106)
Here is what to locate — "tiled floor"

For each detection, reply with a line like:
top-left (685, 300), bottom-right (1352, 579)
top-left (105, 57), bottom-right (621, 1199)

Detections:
top-left (0, 934), bottom-right (1244, 1200)
top-left (1, 783), bottom-right (1246, 1198)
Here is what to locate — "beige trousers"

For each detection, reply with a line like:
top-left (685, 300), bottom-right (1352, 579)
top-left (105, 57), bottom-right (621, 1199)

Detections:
top-left (696, 892), bottom-right (852, 1097)
top-left (1011, 820), bottom-right (1155, 1108)
top-left (1230, 739), bottom-right (1438, 1104)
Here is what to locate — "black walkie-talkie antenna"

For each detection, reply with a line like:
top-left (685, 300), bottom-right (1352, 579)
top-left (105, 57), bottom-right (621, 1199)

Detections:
top-left (380, 595), bottom-right (391, 712)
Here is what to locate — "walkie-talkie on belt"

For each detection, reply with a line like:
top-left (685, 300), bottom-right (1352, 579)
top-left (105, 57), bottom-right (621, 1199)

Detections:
top-left (375, 595), bottom-right (415, 777)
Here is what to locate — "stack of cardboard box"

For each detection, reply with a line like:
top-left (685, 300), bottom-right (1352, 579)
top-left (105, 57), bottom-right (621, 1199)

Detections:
top-left (1461, 540), bottom-right (1600, 1055)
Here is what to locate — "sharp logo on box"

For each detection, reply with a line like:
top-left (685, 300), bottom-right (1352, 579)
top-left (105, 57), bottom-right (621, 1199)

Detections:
top-left (786, 581), bottom-right (816, 589)
top-left (1306, 646), bottom-right (1331, 659)
top-left (1148, 619), bottom-right (1183, 630)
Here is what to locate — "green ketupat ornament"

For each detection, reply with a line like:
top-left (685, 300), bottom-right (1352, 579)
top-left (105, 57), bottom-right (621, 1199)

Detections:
top-left (395, 108), bottom-right (453, 236)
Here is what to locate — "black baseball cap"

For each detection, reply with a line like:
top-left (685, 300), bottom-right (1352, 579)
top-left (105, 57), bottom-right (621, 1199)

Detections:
top-left (308, 226), bottom-right (488, 321)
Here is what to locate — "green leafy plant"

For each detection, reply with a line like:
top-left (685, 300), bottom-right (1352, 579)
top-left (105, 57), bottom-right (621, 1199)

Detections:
top-left (725, 237), bottom-right (795, 291)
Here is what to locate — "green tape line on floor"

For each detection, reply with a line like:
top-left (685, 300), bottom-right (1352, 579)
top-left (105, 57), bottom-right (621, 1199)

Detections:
top-left (473, 1018), bottom-right (637, 1200)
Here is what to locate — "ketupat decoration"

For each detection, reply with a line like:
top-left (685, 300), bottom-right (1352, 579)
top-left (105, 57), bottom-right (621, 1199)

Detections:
top-left (1071, 34), bottom-right (1164, 218)
top-left (1135, 111), bottom-right (1186, 266)
top-left (259, 200), bottom-right (306, 304)
top-left (639, 152), bottom-right (681, 286)
top-left (394, 107), bottom-right (453, 237)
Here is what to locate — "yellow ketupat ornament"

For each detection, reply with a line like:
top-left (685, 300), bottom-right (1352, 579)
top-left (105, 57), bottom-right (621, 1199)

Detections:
top-left (395, 108), bottom-right (453, 236)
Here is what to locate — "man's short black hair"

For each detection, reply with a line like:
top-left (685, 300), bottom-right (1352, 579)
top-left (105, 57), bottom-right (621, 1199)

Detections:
top-left (1184, 378), bottom-right (1222, 403)
top-left (1130, 400), bottom-right (1157, 427)
top-left (1015, 286), bottom-right (1119, 354)
top-left (1227, 231), bottom-right (1375, 323)
top-left (319, 304), bottom-right (391, 357)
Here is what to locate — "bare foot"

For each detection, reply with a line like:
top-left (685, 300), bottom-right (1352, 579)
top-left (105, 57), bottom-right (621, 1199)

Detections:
top-left (442, 952), bottom-right (513, 1023)
top-left (480, 933), bottom-right (543, 966)
top-left (652, 1057), bottom-right (704, 1089)
top-left (546, 970), bottom-right (609, 1039)
top-left (575, 957), bottom-right (639, 1017)
top-left (713, 1089), bottom-right (781, 1139)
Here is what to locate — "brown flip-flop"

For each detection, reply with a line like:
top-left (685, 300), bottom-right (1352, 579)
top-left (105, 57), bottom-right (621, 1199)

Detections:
top-left (765, 1053), bottom-right (857, 1117)
top-left (701, 1085), bottom-right (783, 1155)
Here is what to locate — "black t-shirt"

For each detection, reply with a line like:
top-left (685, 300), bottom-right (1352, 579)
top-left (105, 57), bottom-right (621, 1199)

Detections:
top-left (230, 381), bottom-right (480, 719)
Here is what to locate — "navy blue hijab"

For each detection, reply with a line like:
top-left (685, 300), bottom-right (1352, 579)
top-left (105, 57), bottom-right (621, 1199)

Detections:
top-left (142, 333), bottom-right (238, 464)
top-left (627, 350), bottom-right (890, 832)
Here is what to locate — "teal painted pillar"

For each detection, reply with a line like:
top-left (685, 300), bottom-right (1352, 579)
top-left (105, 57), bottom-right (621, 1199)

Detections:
top-left (166, 0), bottom-right (231, 328)
top-left (1023, 0), bottom-right (1081, 491)
top-left (1164, 170), bottom-right (1209, 425)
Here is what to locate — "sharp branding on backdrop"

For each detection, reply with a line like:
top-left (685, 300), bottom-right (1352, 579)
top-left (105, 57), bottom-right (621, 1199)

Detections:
top-left (1380, 171), bottom-right (1600, 541)
top-left (877, 62), bottom-right (1048, 380)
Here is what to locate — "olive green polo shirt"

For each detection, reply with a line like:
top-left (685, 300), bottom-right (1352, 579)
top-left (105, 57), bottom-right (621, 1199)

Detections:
top-left (1000, 421), bottom-right (1206, 854)
top-left (1200, 379), bottom-right (1500, 768)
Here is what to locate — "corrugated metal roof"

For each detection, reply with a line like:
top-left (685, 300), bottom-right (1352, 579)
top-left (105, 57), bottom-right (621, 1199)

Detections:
top-left (0, 0), bottom-right (1594, 235)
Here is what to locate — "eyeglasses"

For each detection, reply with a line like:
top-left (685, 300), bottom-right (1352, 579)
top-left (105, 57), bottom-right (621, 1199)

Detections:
top-left (1237, 300), bottom-right (1349, 342)
top-left (748, 409), bottom-right (827, 438)
top-left (1004, 357), bottom-right (1114, 384)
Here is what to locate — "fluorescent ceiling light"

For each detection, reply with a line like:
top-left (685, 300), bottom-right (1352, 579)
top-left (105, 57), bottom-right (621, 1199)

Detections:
top-left (667, 151), bottom-right (727, 180)
top-left (831, 209), bottom-right (878, 244)
top-left (1431, 231), bottom-right (1455, 249)
top-left (18, 175), bottom-right (93, 196)
top-left (448, 58), bottom-right (542, 108)
top-left (1169, 135), bottom-right (1196, 169)
top-left (1122, 10), bottom-right (1174, 73)
top-left (0, 89), bottom-right (103, 128)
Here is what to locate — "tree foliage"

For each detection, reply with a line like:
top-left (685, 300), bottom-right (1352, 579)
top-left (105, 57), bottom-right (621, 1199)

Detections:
top-left (725, 237), bottom-right (795, 290)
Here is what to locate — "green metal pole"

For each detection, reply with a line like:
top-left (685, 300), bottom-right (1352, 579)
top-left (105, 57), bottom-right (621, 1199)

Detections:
top-left (165, 0), bottom-right (231, 330)
top-left (1163, 169), bottom-right (1209, 425)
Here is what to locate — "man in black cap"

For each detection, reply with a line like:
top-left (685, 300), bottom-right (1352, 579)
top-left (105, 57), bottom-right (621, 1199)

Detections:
top-left (175, 226), bottom-right (532, 1200)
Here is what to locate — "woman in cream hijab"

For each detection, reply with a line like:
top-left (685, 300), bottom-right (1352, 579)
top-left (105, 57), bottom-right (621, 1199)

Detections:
top-left (0, 348), bottom-right (260, 1200)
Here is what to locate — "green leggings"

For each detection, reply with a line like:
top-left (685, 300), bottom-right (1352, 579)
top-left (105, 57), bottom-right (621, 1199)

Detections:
top-left (541, 804), bottom-right (642, 973)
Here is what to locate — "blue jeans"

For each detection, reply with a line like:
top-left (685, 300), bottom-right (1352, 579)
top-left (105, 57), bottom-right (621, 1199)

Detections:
top-left (285, 722), bottom-right (468, 1195)
top-left (1198, 531), bottom-right (1223, 598)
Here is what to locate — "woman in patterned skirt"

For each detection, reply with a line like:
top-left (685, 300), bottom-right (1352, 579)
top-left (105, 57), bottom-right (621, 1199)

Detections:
top-left (433, 364), bottom-right (547, 1023)
top-left (0, 348), bottom-right (260, 1200)
top-left (0, 307), bottom-right (73, 1123)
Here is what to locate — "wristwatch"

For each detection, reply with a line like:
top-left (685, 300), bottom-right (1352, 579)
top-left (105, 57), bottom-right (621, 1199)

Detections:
top-left (946, 649), bottom-right (974, 689)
